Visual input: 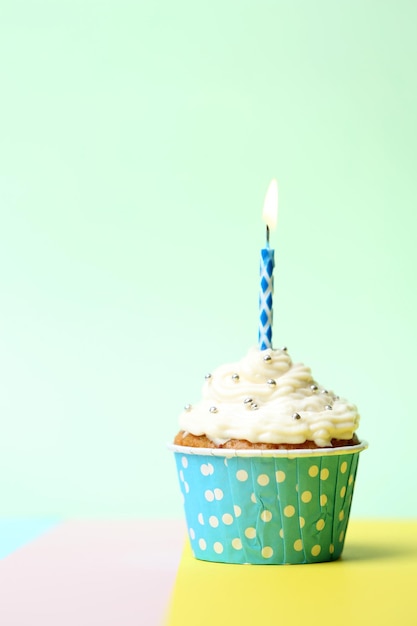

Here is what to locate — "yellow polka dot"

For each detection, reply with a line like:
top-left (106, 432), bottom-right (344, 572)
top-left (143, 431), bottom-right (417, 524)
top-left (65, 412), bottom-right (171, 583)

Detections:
top-left (276, 470), bottom-right (286, 483)
top-left (236, 469), bottom-right (248, 482)
top-left (279, 528), bottom-right (284, 538)
top-left (348, 474), bottom-right (354, 485)
top-left (198, 538), bottom-right (206, 550)
top-left (316, 519), bottom-right (325, 531)
top-left (204, 490), bottom-right (214, 502)
top-left (232, 538), bottom-right (242, 550)
top-left (214, 488), bottom-right (224, 500)
top-left (308, 465), bottom-right (319, 477)
top-left (294, 539), bottom-right (303, 551)
top-left (320, 468), bottom-right (330, 480)
top-left (262, 546), bottom-right (274, 558)
top-left (245, 527), bottom-right (256, 539)
top-left (257, 473), bottom-right (270, 486)
top-left (301, 490), bottom-right (312, 503)
top-left (339, 510), bottom-right (345, 521)
top-left (213, 542), bottom-right (224, 554)
top-left (233, 505), bottom-right (242, 517)
top-left (295, 484), bottom-right (299, 492)
top-left (222, 513), bottom-right (234, 525)
top-left (260, 510), bottom-right (272, 522)
top-left (209, 515), bottom-right (219, 528)
top-left (339, 530), bottom-right (345, 542)
top-left (340, 486), bottom-right (346, 498)
top-left (311, 544), bottom-right (321, 557)
top-left (299, 516), bottom-right (305, 528)
top-left (251, 493), bottom-right (257, 504)
top-left (329, 543), bottom-right (335, 554)
top-left (284, 505), bottom-right (295, 517)
top-left (320, 494), bottom-right (328, 506)
top-left (340, 461), bottom-right (348, 474)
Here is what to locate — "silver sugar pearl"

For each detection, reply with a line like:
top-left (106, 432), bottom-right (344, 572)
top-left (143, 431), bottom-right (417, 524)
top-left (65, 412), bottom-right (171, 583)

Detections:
top-left (263, 354), bottom-right (272, 362)
top-left (325, 405), bottom-right (333, 410)
top-left (209, 406), bottom-right (218, 413)
top-left (267, 378), bottom-right (276, 386)
top-left (205, 373), bottom-right (212, 380)
top-left (244, 397), bottom-right (253, 404)
top-left (251, 403), bottom-right (259, 410)
top-left (281, 346), bottom-right (288, 352)
top-left (321, 389), bottom-right (329, 394)
top-left (184, 404), bottom-right (192, 411)
top-left (232, 373), bottom-right (240, 382)
top-left (310, 384), bottom-right (318, 391)
top-left (292, 412), bottom-right (301, 420)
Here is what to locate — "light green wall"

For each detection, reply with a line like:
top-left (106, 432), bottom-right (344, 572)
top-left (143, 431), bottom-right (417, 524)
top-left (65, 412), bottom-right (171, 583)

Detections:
top-left (0, 0), bottom-right (415, 517)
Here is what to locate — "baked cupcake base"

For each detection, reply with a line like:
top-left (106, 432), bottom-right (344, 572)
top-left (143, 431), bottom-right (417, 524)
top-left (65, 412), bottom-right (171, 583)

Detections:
top-left (174, 430), bottom-right (360, 450)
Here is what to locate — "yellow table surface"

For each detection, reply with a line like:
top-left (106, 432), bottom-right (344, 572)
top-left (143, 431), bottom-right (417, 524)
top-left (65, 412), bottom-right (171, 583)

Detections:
top-left (166, 520), bottom-right (417, 626)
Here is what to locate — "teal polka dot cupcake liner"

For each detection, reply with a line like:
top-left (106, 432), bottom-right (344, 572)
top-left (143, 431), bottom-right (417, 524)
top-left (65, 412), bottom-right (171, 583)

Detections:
top-left (169, 442), bottom-right (367, 565)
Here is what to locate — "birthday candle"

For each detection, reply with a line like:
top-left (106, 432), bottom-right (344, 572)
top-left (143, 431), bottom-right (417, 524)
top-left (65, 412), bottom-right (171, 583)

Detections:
top-left (258, 179), bottom-right (278, 351)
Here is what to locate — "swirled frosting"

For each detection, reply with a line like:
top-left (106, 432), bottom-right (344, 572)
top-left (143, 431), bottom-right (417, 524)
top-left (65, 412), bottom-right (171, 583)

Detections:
top-left (178, 347), bottom-right (360, 447)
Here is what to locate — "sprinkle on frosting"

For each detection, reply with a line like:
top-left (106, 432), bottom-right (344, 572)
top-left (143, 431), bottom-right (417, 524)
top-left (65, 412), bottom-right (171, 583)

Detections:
top-left (178, 346), bottom-right (360, 447)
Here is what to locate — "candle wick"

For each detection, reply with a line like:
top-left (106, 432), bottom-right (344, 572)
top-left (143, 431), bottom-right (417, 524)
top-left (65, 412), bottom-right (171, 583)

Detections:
top-left (266, 225), bottom-right (270, 246)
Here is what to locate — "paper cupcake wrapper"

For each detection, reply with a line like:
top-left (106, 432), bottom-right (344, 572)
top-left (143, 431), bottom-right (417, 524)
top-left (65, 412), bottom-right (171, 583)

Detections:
top-left (170, 442), bottom-right (367, 565)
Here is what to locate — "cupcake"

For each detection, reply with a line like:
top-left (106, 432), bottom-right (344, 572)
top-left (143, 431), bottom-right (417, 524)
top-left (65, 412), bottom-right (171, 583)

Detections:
top-left (170, 346), bottom-right (367, 564)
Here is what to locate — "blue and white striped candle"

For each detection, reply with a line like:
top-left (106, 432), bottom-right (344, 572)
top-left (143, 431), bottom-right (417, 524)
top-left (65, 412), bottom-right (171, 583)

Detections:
top-left (258, 179), bottom-right (278, 351)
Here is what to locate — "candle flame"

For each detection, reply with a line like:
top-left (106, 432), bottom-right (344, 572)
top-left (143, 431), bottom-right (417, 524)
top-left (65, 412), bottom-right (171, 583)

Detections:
top-left (262, 179), bottom-right (278, 231)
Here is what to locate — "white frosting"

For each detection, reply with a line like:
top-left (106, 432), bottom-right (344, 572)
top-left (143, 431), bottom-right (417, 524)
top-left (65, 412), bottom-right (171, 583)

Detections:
top-left (178, 347), bottom-right (360, 447)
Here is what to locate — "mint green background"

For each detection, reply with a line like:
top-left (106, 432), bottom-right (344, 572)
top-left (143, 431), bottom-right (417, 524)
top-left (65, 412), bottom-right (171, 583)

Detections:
top-left (0, 0), bottom-right (415, 518)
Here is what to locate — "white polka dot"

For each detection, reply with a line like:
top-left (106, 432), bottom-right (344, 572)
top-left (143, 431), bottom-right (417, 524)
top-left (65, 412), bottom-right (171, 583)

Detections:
top-left (340, 486), bottom-right (346, 498)
top-left (276, 470), bottom-right (286, 483)
top-left (339, 510), bottom-right (345, 521)
top-left (245, 527), bottom-right (256, 539)
top-left (311, 544), bottom-right (321, 557)
top-left (262, 546), bottom-right (274, 558)
top-left (340, 461), bottom-right (348, 474)
top-left (320, 494), bottom-right (328, 506)
top-left (198, 513), bottom-right (205, 525)
top-left (209, 515), bottom-right (219, 528)
top-left (222, 513), bottom-right (234, 525)
top-left (308, 465), bottom-right (319, 477)
top-left (257, 474), bottom-right (270, 486)
top-left (236, 469), bottom-right (248, 482)
top-left (251, 493), bottom-right (257, 504)
top-left (294, 539), bottom-right (303, 551)
top-left (214, 488), bottom-right (224, 500)
top-left (299, 516), bottom-right (305, 528)
top-left (224, 458), bottom-right (228, 466)
top-left (207, 463), bottom-right (214, 475)
top-left (233, 505), bottom-right (242, 517)
top-left (199, 538), bottom-right (207, 550)
top-left (184, 481), bottom-right (190, 493)
top-left (189, 527), bottom-right (195, 540)
top-left (320, 468), bottom-right (329, 480)
top-left (181, 456), bottom-right (188, 468)
top-left (301, 490), bottom-right (312, 503)
top-left (179, 470), bottom-right (184, 482)
top-left (284, 505), bottom-right (295, 517)
top-left (200, 464), bottom-right (210, 476)
top-left (260, 510), bottom-right (272, 522)
top-left (213, 542), bottom-right (224, 554)
top-left (232, 538), bottom-right (242, 550)
top-left (205, 489), bottom-right (214, 502)
top-left (316, 519), bottom-right (325, 531)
